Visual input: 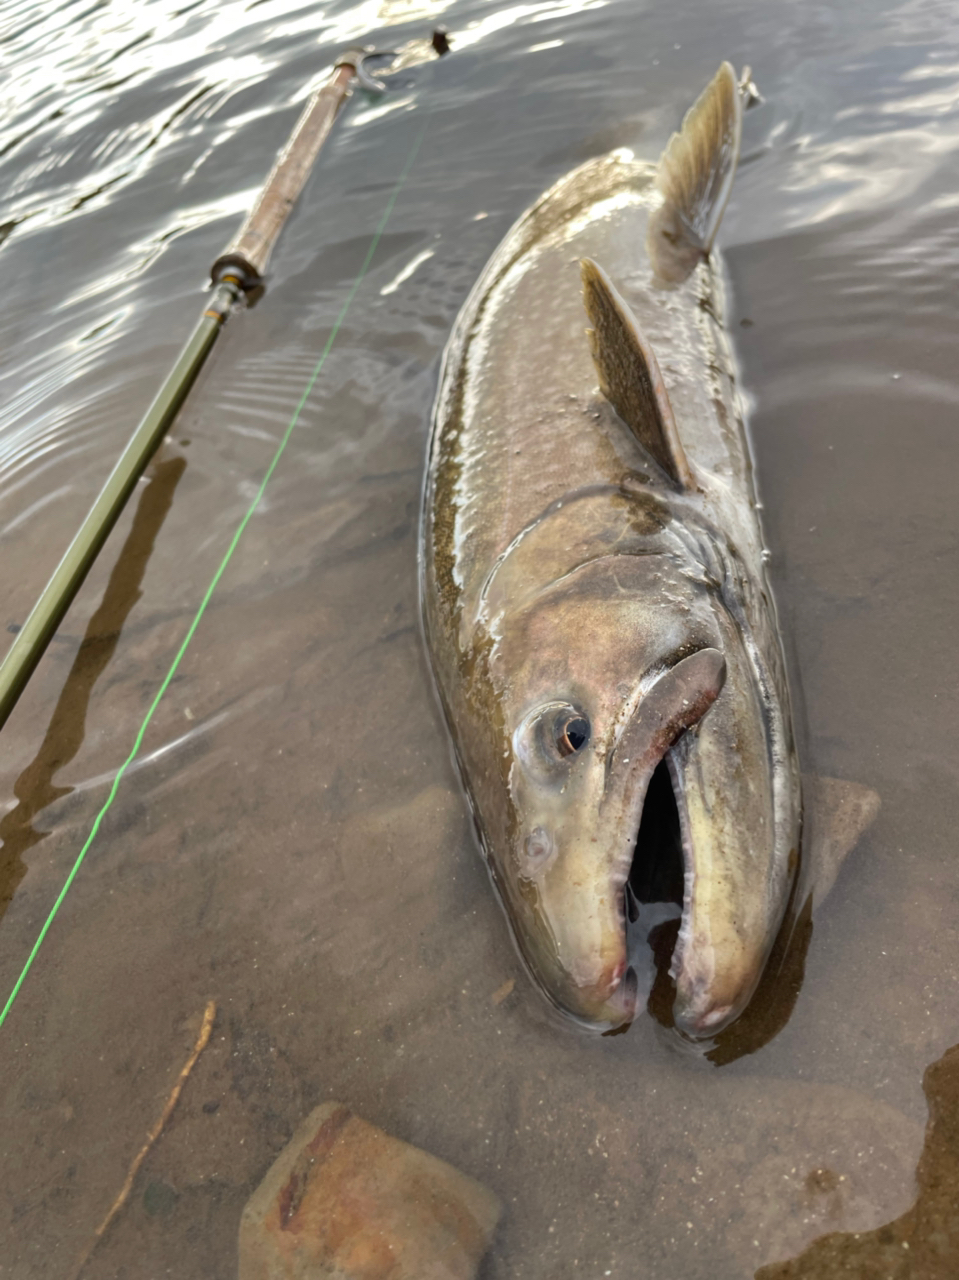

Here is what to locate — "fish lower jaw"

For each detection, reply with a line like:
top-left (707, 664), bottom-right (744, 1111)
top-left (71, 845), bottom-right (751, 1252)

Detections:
top-left (674, 997), bottom-right (735, 1037)
top-left (671, 956), bottom-right (754, 1038)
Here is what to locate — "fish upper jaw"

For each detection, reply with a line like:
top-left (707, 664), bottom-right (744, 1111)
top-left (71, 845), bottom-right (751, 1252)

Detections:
top-left (601, 648), bottom-right (727, 804)
top-left (527, 836), bottom-right (639, 1028)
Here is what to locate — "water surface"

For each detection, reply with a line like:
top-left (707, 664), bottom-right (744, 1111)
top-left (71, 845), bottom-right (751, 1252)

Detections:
top-left (2, 0), bottom-right (959, 1275)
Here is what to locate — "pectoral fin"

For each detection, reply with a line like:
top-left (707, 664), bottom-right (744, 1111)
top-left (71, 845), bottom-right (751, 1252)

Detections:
top-left (581, 257), bottom-right (692, 489)
top-left (647, 61), bottom-right (743, 283)
top-left (803, 775), bottom-right (881, 908)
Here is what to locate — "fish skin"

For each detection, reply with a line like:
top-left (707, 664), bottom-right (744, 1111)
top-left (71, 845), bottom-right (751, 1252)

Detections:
top-left (421, 87), bottom-right (801, 1035)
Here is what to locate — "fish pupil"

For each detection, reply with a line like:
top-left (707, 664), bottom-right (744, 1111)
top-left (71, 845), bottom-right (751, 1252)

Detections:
top-left (558, 716), bottom-right (589, 756)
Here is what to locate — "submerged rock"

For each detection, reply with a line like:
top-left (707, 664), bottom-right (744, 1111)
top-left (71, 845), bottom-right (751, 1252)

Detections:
top-left (238, 1102), bottom-right (502, 1280)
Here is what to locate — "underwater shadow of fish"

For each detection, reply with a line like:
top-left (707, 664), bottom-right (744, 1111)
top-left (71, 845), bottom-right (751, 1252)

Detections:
top-left (0, 456), bottom-right (187, 922)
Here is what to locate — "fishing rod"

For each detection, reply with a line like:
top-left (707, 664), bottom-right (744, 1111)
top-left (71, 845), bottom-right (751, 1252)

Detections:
top-left (0, 38), bottom-right (441, 732)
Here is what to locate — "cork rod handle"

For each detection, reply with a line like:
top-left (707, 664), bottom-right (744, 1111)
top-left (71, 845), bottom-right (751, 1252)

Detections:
top-left (211, 57), bottom-right (359, 287)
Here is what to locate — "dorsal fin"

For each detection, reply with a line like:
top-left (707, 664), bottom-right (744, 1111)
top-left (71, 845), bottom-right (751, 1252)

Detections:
top-left (647, 61), bottom-right (743, 283)
top-left (581, 257), bottom-right (692, 489)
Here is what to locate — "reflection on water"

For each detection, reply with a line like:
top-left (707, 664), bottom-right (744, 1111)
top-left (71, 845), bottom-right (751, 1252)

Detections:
top-left (0, 456), bottom-right (185, 921)
top-left (2, 0), bottom-right (959, 1275)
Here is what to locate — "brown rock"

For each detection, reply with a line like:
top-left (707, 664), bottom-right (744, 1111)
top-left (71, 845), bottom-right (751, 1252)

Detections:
top-left (238, 1102), bottom-right (502, 1280)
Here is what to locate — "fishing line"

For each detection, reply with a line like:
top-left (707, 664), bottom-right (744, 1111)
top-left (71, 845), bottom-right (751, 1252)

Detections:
top-left (0, 118), bottom-right (428, 1031)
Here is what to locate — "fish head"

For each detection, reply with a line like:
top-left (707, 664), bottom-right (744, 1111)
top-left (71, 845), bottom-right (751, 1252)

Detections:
top-left (482, 513), bottom-right (798, 1036)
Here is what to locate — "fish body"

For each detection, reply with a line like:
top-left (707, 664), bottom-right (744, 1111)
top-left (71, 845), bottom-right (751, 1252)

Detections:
top-left (421, 66), bottom-right (801, 1035)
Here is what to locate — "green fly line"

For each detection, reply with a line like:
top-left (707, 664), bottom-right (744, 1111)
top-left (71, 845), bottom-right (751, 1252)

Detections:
top-left (0, 120), bottom-right (428, 1030)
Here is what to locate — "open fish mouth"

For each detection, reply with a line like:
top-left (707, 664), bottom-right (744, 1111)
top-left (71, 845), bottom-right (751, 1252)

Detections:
top-left (620, 752), bottom-right (687, 1027)
top-left (570, 755), bottom-right (686, 1036)
top-left (627, 754), bottom-right (686, 922)
top-left (530, 646), bottom-right (730, 1035)
top-left (603, 638), bottom-right (785, 1041)
top-left (516, 637), bottom-right (790, 1041)
top-left (553, 750), bottom-right (689, 1037)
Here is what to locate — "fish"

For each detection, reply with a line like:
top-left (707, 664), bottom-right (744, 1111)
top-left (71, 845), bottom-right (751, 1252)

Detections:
top-left (421, 64), bottom-right (819, 1037)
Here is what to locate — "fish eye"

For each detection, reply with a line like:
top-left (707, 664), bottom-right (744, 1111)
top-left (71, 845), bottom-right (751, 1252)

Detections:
top-left (556, 714), bottom-right (590, 757)
top-left (513, 703), bottom-right (592, 773)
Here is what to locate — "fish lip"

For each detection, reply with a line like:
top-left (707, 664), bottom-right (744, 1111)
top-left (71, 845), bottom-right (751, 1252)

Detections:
top-left (501, 853), bottom-right (640, 1031)
top-left (613, 750), bottom-right (670, 906)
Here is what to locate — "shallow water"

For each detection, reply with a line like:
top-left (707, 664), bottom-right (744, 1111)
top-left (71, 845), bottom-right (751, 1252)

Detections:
top-left (2, 0), bottom-right (959, 1275)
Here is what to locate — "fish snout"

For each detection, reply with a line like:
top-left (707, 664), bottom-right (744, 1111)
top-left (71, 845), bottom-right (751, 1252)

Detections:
top-left (558, 954), bottom-right (640, 1028)
top-left (520, 869), bottom-right (639, 1029)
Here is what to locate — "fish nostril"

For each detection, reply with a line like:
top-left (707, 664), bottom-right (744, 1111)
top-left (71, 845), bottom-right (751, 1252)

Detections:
top-left (524, 826), bottom-right (554, 872)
